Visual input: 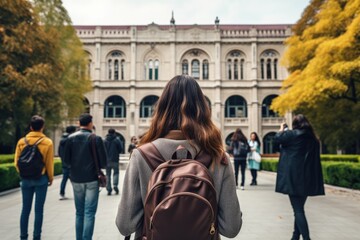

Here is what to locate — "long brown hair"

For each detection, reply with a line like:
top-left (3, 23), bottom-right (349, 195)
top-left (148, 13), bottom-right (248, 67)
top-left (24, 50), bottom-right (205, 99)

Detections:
top-left (292, 114), bottom-right (319, 142)
top-left (231, 128), bottom-right (247, 143)
top-left (140, 75), bottom-right (224, 163)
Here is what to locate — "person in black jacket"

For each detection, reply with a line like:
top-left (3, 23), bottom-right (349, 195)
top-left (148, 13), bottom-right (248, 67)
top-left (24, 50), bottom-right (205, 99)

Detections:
top-left (64, 113), bottom-right (107, 240)
top-left (104, 128), bottom-right (123, 195)
top-left (229, 128), bottom-right (249, 190)
top-left (58, 125), bottom-right (76, 200)
top-left (274, 114), bottom-right (325, 240)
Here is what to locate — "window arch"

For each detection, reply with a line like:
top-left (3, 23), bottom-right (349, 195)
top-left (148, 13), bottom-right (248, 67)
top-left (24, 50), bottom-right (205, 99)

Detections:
top-left (226, 50), bottom-right (246, 80)
top-left (225, 95), bottom-right (247, 118)
top-left (202, 60), bottom-right (209, 79)
top-left (182, 60), bottom-right (189, 75)
top-left (140, 95), bottom-right (159, 118)
top-left (260, 50), bottom-right (278, 80)
top-left (191, 60), bottom-right (200, 79)
top-left (83, 98), bottom-right (90, 114)
top-left (263, 132), bottom-right (277, 154)
top-left (225, 132), bottom-right (234, 146)
top-left (180, 49), bottom-right (210, 80)
top-left (104, 96), bottom-right (126, 118)
top-left (262, 95), bottom-right (279, 118)
top-left (145, 59), bottom-right (159, 80)
top-left (107, 51), bottom-right (125, 80)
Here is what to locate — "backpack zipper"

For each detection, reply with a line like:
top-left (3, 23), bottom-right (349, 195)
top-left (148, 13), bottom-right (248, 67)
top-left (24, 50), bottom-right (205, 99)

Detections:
top-left (149, 192), bottom-right (216, 234)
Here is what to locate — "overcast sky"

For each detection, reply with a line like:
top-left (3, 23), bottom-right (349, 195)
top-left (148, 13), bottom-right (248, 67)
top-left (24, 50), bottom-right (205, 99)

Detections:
top-left (62, 0), bottom-right (310, 26)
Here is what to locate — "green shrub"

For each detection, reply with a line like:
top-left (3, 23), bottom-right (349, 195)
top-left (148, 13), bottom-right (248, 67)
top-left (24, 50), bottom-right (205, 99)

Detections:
top-left (0, 159), bottom-right (63, 192)
top-left (260, 159), bottom-right (279, 172)
top-left (0, 154), bottom-right (14, 164)
top-left (320, 154), bottom-right (359, 163)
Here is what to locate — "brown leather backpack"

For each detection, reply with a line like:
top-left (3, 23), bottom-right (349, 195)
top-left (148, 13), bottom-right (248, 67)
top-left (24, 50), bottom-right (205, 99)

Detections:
top-left (136, 143), bottom-right (219, 240)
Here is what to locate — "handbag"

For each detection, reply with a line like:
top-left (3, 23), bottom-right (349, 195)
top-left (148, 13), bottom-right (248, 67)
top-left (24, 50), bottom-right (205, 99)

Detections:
top-left (90, 134), bottom-right (107, 188)
top-left (253, 151), bottom-right (261, 163)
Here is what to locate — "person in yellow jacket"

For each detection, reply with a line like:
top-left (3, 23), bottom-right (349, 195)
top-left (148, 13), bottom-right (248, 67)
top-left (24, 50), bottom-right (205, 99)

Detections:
top-left (14, 115), bottom-right (54, 240)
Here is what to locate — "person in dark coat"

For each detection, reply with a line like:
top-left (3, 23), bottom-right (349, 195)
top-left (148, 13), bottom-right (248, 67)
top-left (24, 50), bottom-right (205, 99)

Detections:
top-left (104, 128), bottom-right (123, 195)
top-left (229, 128), bottom-right (249, 190)
top-left (58, 125), bottom-right (77, 200)
top-left (274, 114), bottom-right (325, 240)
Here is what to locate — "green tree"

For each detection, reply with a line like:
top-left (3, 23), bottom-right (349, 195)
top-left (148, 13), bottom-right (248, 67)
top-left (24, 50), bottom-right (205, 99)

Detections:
top-left (272, 0), bottom-right (360, 153)
top-left (0, 0), bottom-right (91, 152)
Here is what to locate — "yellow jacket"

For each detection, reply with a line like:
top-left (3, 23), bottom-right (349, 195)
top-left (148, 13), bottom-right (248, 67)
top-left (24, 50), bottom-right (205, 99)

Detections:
top-left (14, 131), bottom-right (54, 183)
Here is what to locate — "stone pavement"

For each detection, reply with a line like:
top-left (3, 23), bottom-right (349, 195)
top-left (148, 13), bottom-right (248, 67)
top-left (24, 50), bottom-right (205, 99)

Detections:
top-left (1, 169), bottom-right (359, 240)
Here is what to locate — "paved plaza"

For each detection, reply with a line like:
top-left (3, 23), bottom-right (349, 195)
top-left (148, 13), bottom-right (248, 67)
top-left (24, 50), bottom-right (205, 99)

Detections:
top-left (1, 168), bottom-right (359, 240)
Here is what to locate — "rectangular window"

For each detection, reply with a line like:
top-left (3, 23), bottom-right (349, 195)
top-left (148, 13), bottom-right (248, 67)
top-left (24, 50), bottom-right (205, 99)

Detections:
top-left (149, 69), bottom-right (153, 80)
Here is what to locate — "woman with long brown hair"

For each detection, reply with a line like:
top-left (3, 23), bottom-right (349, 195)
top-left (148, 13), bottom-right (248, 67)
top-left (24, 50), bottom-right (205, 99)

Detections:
top-left (116, 75), bottom-right (242, 239)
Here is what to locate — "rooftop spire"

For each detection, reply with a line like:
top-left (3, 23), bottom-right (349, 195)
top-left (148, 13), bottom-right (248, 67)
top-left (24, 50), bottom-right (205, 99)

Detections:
top-left (170, 11), bottom-right (175, 25)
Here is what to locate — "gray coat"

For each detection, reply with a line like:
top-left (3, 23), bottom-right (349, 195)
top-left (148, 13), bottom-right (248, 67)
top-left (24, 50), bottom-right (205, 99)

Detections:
top-left (116, 135), bottom-right (242, 239)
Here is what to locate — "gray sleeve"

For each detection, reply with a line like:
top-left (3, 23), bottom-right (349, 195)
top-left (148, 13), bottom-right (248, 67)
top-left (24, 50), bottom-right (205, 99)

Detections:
top-left (217, 163), bottom-right (242, 237)
top-left (116, 150), bottom-right (144, 236)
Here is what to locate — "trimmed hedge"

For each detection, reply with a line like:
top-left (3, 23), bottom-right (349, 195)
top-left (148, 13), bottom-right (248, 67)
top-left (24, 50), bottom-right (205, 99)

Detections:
top-left (261, 159), bottom-right (360, 190)
top-left (0, 159), bottom-right (63, 192)
top-left (320, 154), bottom-right (359, 163)
top-left (0, 154), bottom-right (15, 164)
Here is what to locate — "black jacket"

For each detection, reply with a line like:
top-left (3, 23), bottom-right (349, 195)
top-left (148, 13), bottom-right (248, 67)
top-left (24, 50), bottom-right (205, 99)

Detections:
top-left (274, 129), bottom-right (325, 196)
top-left (58, 132), bottom-right (70, 168)
top-left (64, 129), bottom-right (107, 183)
top-left (104, 134), bottom-right (123, 163)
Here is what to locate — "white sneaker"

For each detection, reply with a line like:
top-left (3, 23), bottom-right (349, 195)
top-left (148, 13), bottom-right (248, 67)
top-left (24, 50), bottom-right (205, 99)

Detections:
top-left (240, 186), bottom-right (245, 190)
top-left (59, 195), bottom-right (67, 200)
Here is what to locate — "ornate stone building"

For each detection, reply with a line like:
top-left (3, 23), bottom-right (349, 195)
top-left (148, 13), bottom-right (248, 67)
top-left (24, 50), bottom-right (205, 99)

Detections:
top-left (74, 19), bottom-right (293, 154)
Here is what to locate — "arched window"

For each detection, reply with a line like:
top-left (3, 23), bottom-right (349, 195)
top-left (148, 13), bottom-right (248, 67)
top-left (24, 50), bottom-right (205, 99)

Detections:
top-left (262, 95), bottom-right (279, 118)
top-left (154, 60), bottom-right (159, 80)
top-left (107, 51), bottom-right (125, 80)
top-left (181, 49), bottom-right (210, 80)
top-left (226, 50), bottom-right (246, 80)
top-left (146, 59), bottom-right (159, 80)
top-left (202, 60), bottom-right (209, 79)
top-left (104, 96), bottom-right (126, 118)
top-left (225, 95), bottom-right (247, 118)
top-left (182, 60), bottom-right (189, 75)
top-left (263, 132), bottom-right (277, 154)
top-left (140, 95), bottom-right (159, 118)
top-left (191, 60), bottom-right (200, 79)
top-left (83, 98), bottom-right (90, 114)
top-left (115, 132), bottom-right (125, 154)
top-left (225, 132), bottom-right (234, 146)
top-left (260, 50), bottom-right (278, 80)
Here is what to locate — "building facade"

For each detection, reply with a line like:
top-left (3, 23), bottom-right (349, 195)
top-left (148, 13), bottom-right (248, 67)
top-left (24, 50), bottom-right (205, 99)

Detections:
top-left (74, 20), bottom-right (293, 154)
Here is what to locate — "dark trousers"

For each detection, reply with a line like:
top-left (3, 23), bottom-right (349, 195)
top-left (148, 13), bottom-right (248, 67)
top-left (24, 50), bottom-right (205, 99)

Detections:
top-left (60, 167), bottom-right (70, 196)
top-left (234, 160), bottom-right (246, 186)
top-left (289, 195), bottom-right (310, 240)
top-left (250, 169), bottom-right (257, 183)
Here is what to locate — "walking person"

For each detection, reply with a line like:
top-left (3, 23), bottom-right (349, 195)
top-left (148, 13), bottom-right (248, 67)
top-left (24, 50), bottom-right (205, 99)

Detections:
top-left (274, 114), bottom-right (324, 240)
top-left (104, 128), bottom-right (123, 195)
top-left (247, 132), bottom-right (261, 186)
top-left (230, 128), bottom-right (249, 190)
top-left (116, 75), bottom-right (242, 239)
top-left (64, 113), bottom-right (107, 240)
top-left (58, 125), bottom-right (76, 200)
top-left (14, 115), bottom-right (54, 240)
top-left (127, 136), bottom-right (137, 154)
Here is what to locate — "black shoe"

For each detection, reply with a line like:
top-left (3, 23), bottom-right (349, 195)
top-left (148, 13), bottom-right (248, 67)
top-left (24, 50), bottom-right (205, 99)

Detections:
top-left (114, 187), bottom-right (119, 195)
top-left (107, 191), bottom-right (112, 196)
top-left (250, 182), bottom-right (255, 186)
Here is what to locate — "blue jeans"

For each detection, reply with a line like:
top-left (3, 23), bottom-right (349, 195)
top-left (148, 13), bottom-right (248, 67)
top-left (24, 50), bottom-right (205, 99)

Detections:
top-left (20, 175), bottom-right (49, 240)
top-left (106, 162), bottom-right (119, 193)
top-left (289, 195), bottom-right (310, 240)
top-left (60, 167), bottom-right (70, 196)
top-left (71, 181), bottom-right (99, 240)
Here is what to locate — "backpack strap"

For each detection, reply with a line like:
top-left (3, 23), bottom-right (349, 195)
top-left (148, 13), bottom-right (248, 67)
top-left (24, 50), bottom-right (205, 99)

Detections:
top-left (24, 137), bottom-right (45, 146)
top-left (137, 143), bottom-right (165, 171)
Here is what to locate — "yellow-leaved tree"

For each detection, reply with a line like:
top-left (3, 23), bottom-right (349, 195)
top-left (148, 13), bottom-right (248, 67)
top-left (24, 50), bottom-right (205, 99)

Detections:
top-left (272, 0), bottom-right (360, 153)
